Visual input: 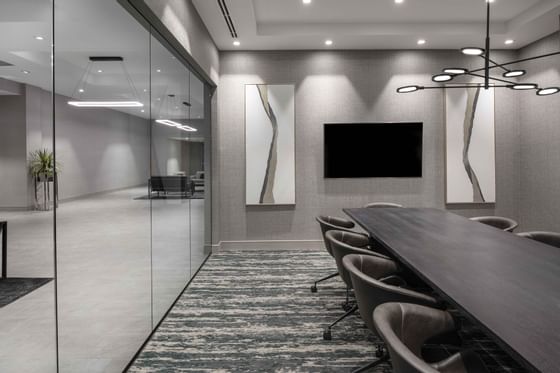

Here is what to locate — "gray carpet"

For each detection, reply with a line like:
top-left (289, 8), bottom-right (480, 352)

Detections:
top-left (0, 278), bottom-right (52, 307)
top-left (129, 250), bottom-right (526, 373)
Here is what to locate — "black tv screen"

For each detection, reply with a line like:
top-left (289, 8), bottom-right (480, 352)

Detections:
top-left (324, 123), bottom-right (423, 178)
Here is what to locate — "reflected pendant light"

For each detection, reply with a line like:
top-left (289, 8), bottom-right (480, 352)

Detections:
top-left (155, 92), bottom-right (197, 133)
top-left (68, 57), bottom-right (143, 107)
top-left (397, 1), bottom-right (560, 97)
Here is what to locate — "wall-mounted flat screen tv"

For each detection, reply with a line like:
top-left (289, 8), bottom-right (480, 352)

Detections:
top-left (324, 122), bottom-right (423, 178)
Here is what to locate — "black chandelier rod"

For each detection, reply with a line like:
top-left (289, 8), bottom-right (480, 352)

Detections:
top-left (467, 72), bottom-right (517, 85)
top-left (470, 50), bottom-right (560, 74)
top-left (484, 0), bottom-right (491, 89)
top-left (478, 55), bottom-right (509, 72)
top-left (422, 84), bottom-right (511, 90)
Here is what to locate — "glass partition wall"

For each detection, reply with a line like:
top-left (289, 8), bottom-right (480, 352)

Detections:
top-left (0, 0), bottom-right (212, 372)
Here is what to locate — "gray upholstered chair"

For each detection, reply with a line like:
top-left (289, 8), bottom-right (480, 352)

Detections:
top-left (470, 216), bottom-right (518, 232)
top-left (313, 216), bottom-right (368, 293)
top-left (517, 231), bottom-right (560, 248)
top-left (374, 303), bottom-right (489, 373)
top-left (322, 230), bottom-right (389, 340)
top-left (364, 202), bottom-right (403, 209)
top-left (343, 254), bottom-right (440, 372)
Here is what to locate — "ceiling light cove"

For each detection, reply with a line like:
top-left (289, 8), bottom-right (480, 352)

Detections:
top-left (68, 101), bottom-right (144, 108)
top-left (325, 39), bottom-right (333, 46)
top-left (417, 39), bottom-right (426, 46)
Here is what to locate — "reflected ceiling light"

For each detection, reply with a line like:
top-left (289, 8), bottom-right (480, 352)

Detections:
top-left (325, 39), bottom-right (333, 46)
top-left (233, 40), bottom-right (241, 46)
top-left (397, 1), bottom-right (560, 97)
top-left (397, 85), bottom-right (422, 93)
top-left (510, 84), bottom-right (538, 90)
top-left (462, 47), bottom-right (485, 56)
top-left (68, 101), bottom-right (144, 107)
top-left (503, 70), bottom-right (526, 78)
top-left (141, 109), bottom-right (145, 113)
top-left (536, 87), bottom-right (559, 96)
top-left (78, 88), bottom-right (84, 93)
top-left (156, 69), bottom-right (161, 73)
top-left (34, 36), bottom-right (44, 41)
top-left (432, 74), bottom-right (453, 82)
top-left (302, 0), bottom-right (312, 4)
top-left (143, 89), bottom-right (147, 92)
top-left (156, 119), bottom-right (197, 132)
top-left (417, 39), bottom-right (426, 45)
top-left (97, 69), bottom-right (103, 73)
top-left (21, 70), bottom-right (30, 74)
top-left (443, 68), bottom-right (468, 74)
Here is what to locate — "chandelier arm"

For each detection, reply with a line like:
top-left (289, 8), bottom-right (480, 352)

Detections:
top-left (467, 72), bottom-right (516, 85)
top-left (470, 51), bottom-right (560, 74)
top-left (423, 85), bottom-right (511, 90)
top-left (478, 55), bottom-right (509, 72)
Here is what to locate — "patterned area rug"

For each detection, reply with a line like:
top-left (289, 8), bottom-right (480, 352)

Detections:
top-left (129, 250), bottom-right (526, 373)
top-left (0, 278), bottom-right (52, 307)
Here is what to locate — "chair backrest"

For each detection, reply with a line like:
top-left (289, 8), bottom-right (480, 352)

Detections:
top-left (374, 303), bottom-right (455, 373)
top-left (517, 231), bottom-right (560, 249)
top-left (343, 254), bottom-right (438, 332)
top-left (316, 215), bottom-right (357, 256)
top-left (470, 216), bottom-right (518, 232)
top-left (364, 202), bottom-right (403, 209)
top-left (325, 230), bottom-right (385, 288)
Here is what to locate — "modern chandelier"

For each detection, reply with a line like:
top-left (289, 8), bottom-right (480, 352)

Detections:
top-left (397, 1), bottom-right (560, 96)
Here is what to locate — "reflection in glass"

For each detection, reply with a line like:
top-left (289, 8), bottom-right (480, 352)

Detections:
top-left (0, 0), bottom-right (57, 371)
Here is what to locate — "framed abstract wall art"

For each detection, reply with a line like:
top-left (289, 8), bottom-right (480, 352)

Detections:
top-left (245, 84), bottom-right (295, 205)
top-left (445, 84), bottom-right (496, 204)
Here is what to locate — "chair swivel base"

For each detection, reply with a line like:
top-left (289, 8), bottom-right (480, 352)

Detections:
top-left (323, 304), bottom-right (358, 340)
top-left (311, 272), bottom-right (339, 293)
top-left (351, 353), bottom-right (389, 373)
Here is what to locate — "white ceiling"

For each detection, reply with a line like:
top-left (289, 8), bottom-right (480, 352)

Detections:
top-left (193, 0), bottom-right (560, 50)
top-left (0, 0), bottom-right (206, 122)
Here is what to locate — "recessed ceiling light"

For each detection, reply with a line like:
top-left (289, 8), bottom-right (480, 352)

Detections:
top-left (486, 0), bottom-right (494, 3)
top-left (21, 70), bottom-right (30, 74)
top-left (536, 87), bottom-right (560, 96)
top-left (510, 84), bottom-right (537, 90)
top-left (141, 109), bottom-right (145, 113)
top-left (156, 69), bottom-right (161, 73)
top-left (503, 70), bottom-right (526, 78)
top-left (443, 68), bottom-right (468, 75)
top-left (233, 40), bottom-right (241, 46)
top-left (417, 39), bottom-right (426, 45)
top-left (395, 0), bottom-right (404, 4)
top-left (97, 69), bottom-right (102, 73)
top-left (461, 47), bottom-right (485, 56)
top-left (143, 89), bottom-right (147, 92)
top-left (34, 36), bottom-right (44, 41)
top-left (78, 89), bottom-right (84, 93)
top-left (325, 39), bottom-right (333, 46)
top-left (302, 0), bottom-right (312, 4)
top-left (505, 39), bottom-right (514, 45)
top-left (397, 85), bottom-right (422, 93)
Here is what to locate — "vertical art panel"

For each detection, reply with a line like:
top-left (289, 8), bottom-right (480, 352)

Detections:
top-left (245, 84), bottom-right (295, 205)
top-left (446, 85), bottom-right (496, 204)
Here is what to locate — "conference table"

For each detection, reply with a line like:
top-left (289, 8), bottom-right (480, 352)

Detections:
top-left (344, 207), bottom-right (560, 373)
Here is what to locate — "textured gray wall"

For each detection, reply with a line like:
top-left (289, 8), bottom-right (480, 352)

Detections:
top-left (518, 32), bottom-right (560, 232)
top-left (145, 0), bottom-right (220, 84)
top-left (216, 50), bottom-right (521, 243)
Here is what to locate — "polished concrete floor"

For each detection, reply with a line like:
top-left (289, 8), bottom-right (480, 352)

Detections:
top-left (0, 187), bottom-right (208, 373)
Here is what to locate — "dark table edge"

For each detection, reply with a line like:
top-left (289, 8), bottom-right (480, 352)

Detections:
top-left (343, 208), bottom-right (539, 373)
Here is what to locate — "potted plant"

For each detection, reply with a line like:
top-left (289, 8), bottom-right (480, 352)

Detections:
top-left (28, 149), bottom-right (60, 210)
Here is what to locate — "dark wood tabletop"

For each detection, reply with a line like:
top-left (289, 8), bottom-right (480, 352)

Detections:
top-left (344, 207), bottom-right (560, 373)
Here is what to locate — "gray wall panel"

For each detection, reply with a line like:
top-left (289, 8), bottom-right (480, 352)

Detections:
top-left (217, 50), bottom-right (521, 242)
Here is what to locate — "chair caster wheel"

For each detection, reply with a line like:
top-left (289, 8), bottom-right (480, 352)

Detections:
top-left (311, 285), bottom-right (317, 293)
top-left (323, 328), bottom-right (332, 340)
top-left (342, 303), bottom-right (352, 312)
top-left (375, 346), bottom-right (384, 358)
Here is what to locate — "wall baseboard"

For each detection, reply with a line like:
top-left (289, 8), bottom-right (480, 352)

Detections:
top-left (213, 239), bottom-right (323, 252)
